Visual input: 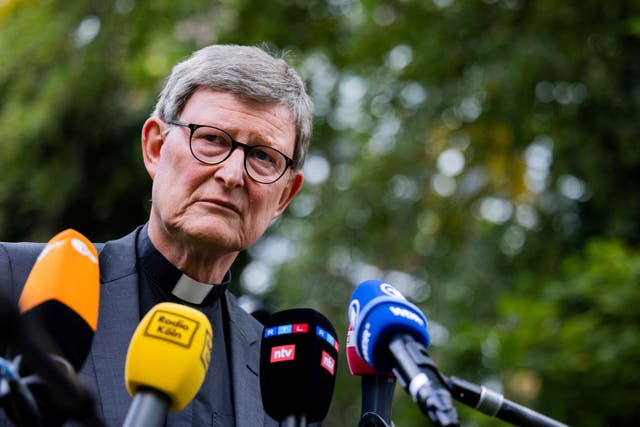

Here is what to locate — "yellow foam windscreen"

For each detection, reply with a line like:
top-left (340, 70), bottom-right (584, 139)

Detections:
top-left (18, 228), bottom-right (100, 331)
top-left (125, 302), bottom-right (213, 412)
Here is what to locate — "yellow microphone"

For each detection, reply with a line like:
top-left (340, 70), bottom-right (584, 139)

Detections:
top-left (123, 302), bottom-right (213, 427)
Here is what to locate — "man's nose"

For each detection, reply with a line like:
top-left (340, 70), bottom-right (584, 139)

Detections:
top-left (213, 148), bottom-right (245, 187)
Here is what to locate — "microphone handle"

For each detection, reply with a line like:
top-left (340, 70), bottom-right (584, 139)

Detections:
top-left (122, 387), bottom-right (171, 427)
top-left (388, 335), bottom-right (459, 427)
top-left (448, 377), bottom-right (568, 427)
top-left (279, 414), bottom-right (307, 427)
top-left (1, 293), bottom-right (105, 427)
top-left (359, 375), bottom-right (395, 427)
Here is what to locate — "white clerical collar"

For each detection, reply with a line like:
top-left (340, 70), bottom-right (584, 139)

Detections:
top-left (171, 274), bottom-right (215, 304)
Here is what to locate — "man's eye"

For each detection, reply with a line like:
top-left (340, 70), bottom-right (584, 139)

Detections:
top-left (252, 149), bottom-right (273, 163)
top-left (202, 133), bottom-right (227, 145)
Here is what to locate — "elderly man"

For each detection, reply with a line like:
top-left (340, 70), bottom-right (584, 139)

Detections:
top-left (0, 44), bottom-right (312, 426)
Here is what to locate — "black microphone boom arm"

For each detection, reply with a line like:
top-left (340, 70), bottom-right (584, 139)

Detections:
top-left (392, 336), bottom-right (569, 427)
top-left (447, 376), bottom-right (569, 427)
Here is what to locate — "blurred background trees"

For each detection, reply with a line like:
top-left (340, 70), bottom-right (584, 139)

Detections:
top-left (1, 0), bottom-right (639, 425)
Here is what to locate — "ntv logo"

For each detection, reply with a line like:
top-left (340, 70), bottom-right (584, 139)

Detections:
top-left (320, 351), bottom-right (336, 375)
top-left (270, 344), bottom-right (296, 363)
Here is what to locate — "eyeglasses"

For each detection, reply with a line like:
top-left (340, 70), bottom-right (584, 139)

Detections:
top-left (169, 120), bottom-right (295, 184)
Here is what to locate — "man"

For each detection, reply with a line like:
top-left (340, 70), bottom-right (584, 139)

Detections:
top-left (0, 44), bottom-right (312, 426)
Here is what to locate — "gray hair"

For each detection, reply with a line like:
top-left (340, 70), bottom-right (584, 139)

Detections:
top-left (152, 44), bottom-right (313, 170)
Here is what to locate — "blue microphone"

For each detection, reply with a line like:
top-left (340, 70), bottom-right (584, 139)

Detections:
top-left (348, 280), bottom-right (458, 427)
top-left (348, 280), bottom-right (429, 372)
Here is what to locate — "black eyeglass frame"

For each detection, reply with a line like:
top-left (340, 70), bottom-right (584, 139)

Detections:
top-left (168, 120), bottom-right (296, 184)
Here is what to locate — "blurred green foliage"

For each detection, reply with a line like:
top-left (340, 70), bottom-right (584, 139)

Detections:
top-left (1, 0), bottom-right (639, 425)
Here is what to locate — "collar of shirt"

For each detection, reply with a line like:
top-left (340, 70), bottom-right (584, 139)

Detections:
top-left (136, 223), bottom-right (230, 306)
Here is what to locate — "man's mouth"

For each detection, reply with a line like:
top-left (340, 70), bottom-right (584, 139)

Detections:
top-left (199, 198), bottom-right (241, 215)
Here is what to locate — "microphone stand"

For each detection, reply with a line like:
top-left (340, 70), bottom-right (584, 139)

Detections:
top-left (122, 387), bottom-right (170, 427)
top-left (359, 375), bottom-right (395, 427)
top-left (280, 414), bottom-right (307, 427)
top-left (403, 341), bottom-right (569, 427)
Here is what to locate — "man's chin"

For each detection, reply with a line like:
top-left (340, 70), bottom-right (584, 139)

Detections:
top-left (179, 222), bottom-right (243, 250)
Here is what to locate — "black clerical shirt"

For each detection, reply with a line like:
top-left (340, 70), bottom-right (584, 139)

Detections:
top-left (136, 224), bottom-right (235, 426)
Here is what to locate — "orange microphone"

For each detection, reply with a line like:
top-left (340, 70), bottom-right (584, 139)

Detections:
top-left (2, 229), bottom-right (104, 426)
top-left (19, 229), bottom-right (100, 369)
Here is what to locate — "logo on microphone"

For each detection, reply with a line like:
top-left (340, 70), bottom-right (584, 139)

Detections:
top-left (200, 328), bottom-right (212, 371)
top-left (316, 327), bottom-right (340, 351)
top-left (146, 310), bottom-right (199, 347)
top-left (264, 323), bottom-right (309, 338)
top-left (389, 305), bottom-right (424, 326)
top-left (293, 323), bottom-right (308, 333)
top-left (348, 299), bottom-right (360, 326)
top-left (36, 240), bottom-right (64, 262)
top-left (346, 328), bottom-right (355, 348)
top-left (320, 351), bottom-right (336, 375)
top-left (270, 344), bottom-right (296, 363)
top-left (380, 283), bottom-right (405, 299)
top-left (71, 237), bottom-right (98, 264)
top-left (361, 323), bottom-right (372, 363)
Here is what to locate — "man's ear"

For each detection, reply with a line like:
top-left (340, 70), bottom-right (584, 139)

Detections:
top-left (273, 172), bottom-right (305, 219)
top-left (141, 117), bottom-right (165, 180)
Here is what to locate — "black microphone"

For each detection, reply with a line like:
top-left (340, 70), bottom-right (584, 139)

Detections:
top-left (0, 230), bottom-right (104, 427)
top-left (346, 324), bottom-right (395, 427)
top-left (260, 308), bottom-right (339, 427)
top-left (348, 280), bottom-right (459, 427)
top-left (0, 292), bottom-right (41, 425)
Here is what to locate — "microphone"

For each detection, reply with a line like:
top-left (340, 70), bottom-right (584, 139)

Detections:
top-left (346, 324), bottom-right (396, 427)
top-left (1, 229), bottom-right (103, 427)
top-left (19, 229), bottom-right (100, 369)
top-left (123, 302), bottom-right (213, 427)
top-left (349, 280), bottom-right (458, 427)
top-left (259, 308), bottom-right (339, 426)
